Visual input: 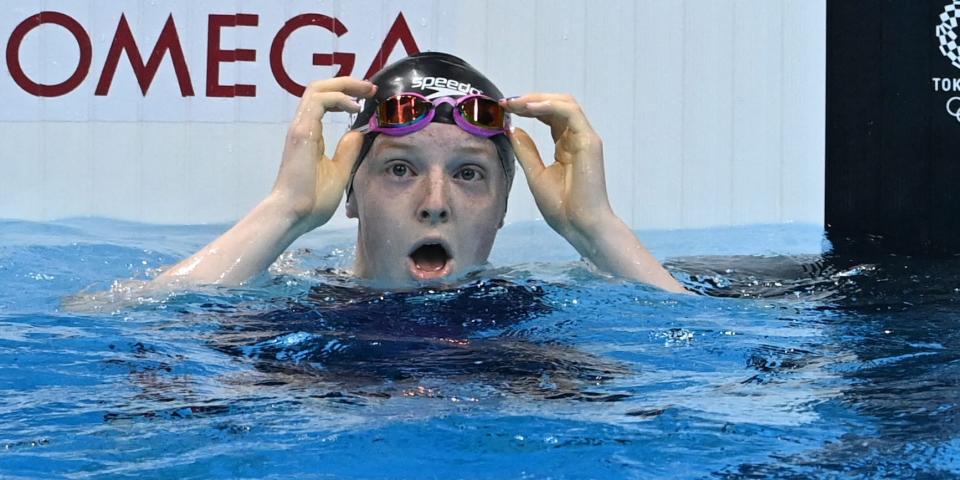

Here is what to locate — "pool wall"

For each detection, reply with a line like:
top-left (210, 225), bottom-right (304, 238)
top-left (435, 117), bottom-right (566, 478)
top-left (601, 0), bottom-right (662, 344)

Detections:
top-left (0, 0), bottom-right (825, 230)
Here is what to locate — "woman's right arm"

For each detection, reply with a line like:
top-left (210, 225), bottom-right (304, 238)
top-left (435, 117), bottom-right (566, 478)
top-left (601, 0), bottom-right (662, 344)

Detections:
top-left (150, 77), bottom-right (376, 287)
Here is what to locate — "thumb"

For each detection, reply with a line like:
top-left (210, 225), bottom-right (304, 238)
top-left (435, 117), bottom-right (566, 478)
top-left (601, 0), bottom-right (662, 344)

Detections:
top-left (331, 131), bottom-right (366, 181)
top-left (509, 127), bottom-right (546, 184)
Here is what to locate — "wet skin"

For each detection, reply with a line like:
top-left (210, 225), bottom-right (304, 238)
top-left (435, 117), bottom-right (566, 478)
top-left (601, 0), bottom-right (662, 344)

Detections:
top-left (136, 77), bottom-right (685, 294)
top-left (347, 123), bottom-right (508, 287)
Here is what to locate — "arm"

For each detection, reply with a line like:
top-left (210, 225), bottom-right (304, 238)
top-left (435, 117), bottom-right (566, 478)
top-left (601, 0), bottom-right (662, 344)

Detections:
top-left (502, 94), bottom-right (687, 294)
top-left (152, 77), bottom-right (376, 287)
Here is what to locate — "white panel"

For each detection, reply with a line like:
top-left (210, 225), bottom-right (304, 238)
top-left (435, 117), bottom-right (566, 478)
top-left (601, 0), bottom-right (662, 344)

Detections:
top-left (505, 0), bottom-right (590, 226)
top-left (0, 6), bottom-right (44, 122)
top-left (37, 2), bottom-right (93, 122)
top-left (470, 0), bottom-right (538, 224)
top-left (0, 123), bottom-right (44, 218)
top-left (681, 0), bottom-right (735, 227)
top-left (139, 122), bottom-right (190, 223)
top-left (91, 122), bottom-right (142, 219)
top-left (450, 2), bottom-right (487, 71)
top-left (88, 1), bottom-right (145, 122)
top-left (235, 0), bottom-right (287, 123)
top-left (377, 1), bottom-right (433, 73)
top-left (139, 0), bottom-right (194, 122)
top-left (533, 0), bottom-right (586, 93)
top-left (633, 0), bottom-right (685, 230)
top-left (582, 0), bottom-right (636, 225)
top-left (781, 0), bottom-right (825, 224)
top-left (41, 122), bottom-right (93, 218)
top-left (189, 0), bottom-right (247, 122)
top-left (232, 123), bottom-right (288, 219)
top-left (731, 0), bottom-right (782, 224)
top-left (187, 122), bottom-right (246, 223)
top-left (0, 1), bottom-right (827, 230)
top-left (430, 0), bottom-right (456, 50)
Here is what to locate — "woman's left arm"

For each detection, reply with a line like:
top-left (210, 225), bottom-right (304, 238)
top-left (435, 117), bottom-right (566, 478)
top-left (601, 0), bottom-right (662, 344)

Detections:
top-left (502, 94), bottom-right (687, 294)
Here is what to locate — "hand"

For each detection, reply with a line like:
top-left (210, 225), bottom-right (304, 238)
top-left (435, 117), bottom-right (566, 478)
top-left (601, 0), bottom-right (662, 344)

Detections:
top-left (503, 94), bottom-right (686, 293)
top-left (271, 77), bottom-right (377, 233)
top-left (502, 94), bottom-right (615, 245)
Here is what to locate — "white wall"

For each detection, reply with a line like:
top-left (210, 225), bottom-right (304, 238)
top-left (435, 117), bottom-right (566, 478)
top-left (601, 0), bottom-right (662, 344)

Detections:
top-left (0, 0), bottom-right (825, 229)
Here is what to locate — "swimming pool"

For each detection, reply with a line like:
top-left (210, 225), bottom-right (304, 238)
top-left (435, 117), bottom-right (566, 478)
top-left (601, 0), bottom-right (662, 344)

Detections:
top-left (1, 218), bottom-right (957, 478)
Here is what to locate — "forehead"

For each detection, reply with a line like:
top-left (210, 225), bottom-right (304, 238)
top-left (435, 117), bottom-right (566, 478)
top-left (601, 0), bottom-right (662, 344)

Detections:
top-left (368, 123), bottom-right (499, 163)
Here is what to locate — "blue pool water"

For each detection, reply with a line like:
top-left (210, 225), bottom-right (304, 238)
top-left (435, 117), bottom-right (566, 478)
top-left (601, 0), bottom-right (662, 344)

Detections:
top-left (1, 218), bottom-right (958, 479)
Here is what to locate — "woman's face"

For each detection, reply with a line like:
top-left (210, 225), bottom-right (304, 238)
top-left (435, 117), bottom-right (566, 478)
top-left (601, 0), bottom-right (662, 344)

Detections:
top-left (347, 123), bottom-right (508, 287)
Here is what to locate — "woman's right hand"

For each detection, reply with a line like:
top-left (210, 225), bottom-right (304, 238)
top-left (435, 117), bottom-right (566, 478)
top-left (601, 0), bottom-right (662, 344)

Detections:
top-left (271, 77), bottom-right (377, 233)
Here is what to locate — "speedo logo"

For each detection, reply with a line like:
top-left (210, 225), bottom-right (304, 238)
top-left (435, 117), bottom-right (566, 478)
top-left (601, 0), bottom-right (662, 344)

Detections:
top-left (411, 76), bottom-right (484, 97)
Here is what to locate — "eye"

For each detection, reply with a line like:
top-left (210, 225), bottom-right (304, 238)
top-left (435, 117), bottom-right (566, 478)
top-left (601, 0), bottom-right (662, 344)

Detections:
top-left (455, 166), bottom-right (484, 181)
top-left (390, 163), bottom-right (410, 177)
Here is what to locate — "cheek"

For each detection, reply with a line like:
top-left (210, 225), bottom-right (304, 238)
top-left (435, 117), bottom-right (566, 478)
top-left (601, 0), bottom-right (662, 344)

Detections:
top-left (356, 173), bottom-right (407, 216)
top-left (456, 190), bottom-right (504, 242)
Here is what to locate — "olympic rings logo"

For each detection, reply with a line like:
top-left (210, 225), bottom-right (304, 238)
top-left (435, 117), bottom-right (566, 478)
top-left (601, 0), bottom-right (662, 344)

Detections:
top-left (947, 97), bottom-right (960, 122)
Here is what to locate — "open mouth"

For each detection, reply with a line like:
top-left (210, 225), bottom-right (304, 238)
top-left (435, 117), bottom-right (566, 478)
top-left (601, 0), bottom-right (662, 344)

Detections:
top-left (408, 242), bottom-right (452, 280)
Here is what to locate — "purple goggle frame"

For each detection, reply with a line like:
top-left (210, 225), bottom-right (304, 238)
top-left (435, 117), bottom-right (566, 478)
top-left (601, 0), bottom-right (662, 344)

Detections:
top-left (357, 92), bottom-right (510, 138)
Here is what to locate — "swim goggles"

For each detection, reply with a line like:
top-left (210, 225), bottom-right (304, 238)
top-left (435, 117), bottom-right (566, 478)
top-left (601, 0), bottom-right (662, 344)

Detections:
top-left (357, 92), bottom-right (509, 137)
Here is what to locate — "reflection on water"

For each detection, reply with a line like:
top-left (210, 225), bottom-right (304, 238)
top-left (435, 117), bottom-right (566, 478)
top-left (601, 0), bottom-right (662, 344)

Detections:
top-left (669, 253), bottom-right (960, 477)
top-left (1, 220), bottom-right (959, 477)
top-left (211, 279), bottom-right (630, 401)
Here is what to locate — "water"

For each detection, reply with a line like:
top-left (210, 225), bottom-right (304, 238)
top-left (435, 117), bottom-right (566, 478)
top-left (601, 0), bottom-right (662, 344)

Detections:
top-left (1, 218), bottom-right (958, 479)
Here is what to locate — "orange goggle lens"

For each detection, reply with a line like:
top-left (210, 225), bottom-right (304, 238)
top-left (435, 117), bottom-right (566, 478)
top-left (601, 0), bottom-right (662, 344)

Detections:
top-left (375, 96), bottom-right (432, 127)
top-left (457, 96), bottom-right (506, 129)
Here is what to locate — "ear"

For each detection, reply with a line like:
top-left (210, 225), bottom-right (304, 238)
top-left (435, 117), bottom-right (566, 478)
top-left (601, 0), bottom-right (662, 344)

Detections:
top-left (346, 191), bottom-right (358, 218)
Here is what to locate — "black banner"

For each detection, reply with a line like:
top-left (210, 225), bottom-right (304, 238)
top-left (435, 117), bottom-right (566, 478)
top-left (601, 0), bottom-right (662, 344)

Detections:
top-left (826, 0), bottom-right (960, 255)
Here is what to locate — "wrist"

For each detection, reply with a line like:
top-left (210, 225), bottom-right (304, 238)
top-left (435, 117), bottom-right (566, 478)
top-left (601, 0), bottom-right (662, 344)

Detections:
top-left (257, 191), bottom-right (311, 239)
top-left (568, 206), bottom-right (620, 243)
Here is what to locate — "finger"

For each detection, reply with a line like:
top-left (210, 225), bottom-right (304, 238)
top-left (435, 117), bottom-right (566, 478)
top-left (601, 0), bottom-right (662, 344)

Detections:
top-left (317, 91), bottom-right (363, 113)
top-left (299, 91), bottom-right (363, 115)
top-left (500, 93), bottom-right (577, 120)
top-left (305, 77), bottom-right (377, 98)
top-left (501, 93), bottom-right (573, 107)
top-left (330, 131), bottom-right (365, 181)
top-left (290, 92), bottom-right (361, 144)
top-left (508, 127), bottom-right (546, 183)
top-left (514, 99), bottom-right (593, 137)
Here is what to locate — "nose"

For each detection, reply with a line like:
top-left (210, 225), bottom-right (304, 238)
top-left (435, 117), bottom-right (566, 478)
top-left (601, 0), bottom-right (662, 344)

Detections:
top-left (417, 170), bottom-right (450, 225)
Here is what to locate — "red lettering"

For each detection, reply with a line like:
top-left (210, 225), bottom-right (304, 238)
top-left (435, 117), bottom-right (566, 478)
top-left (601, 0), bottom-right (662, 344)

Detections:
top-left (363, 13), bottom-right (420, 80)
top-left (269, 14), bottom-right (356, 97)
top-left (206, 14), bottom-right (259, 97)
top-left (6, 10), bottom-right (425, 99)
top-left (5, 11), bottom-right (92, 97)
top-left (95, 14), bottom-right (194, 96)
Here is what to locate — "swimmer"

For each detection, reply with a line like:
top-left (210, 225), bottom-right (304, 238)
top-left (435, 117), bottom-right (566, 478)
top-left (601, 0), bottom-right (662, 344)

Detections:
top-left (151, 52), bottom-right (686, 293)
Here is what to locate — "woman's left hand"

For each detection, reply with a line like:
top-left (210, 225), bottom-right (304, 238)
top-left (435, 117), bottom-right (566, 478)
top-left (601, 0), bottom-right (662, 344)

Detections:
top-left (503, 93), bottom-right (687, 293)
top-left (502, 94), bottom-right (615, 246)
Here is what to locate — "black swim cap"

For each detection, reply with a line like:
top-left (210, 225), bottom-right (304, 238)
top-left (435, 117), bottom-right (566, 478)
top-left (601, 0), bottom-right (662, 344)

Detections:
top-left (347, 52), bottom-right (515, 202)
